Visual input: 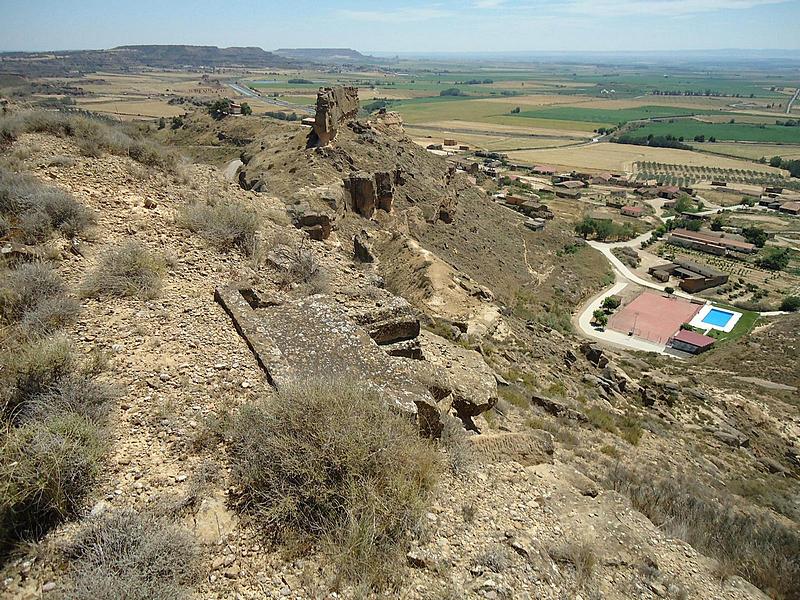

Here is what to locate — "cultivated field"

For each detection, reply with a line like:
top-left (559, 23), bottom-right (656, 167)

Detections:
top-left (506, 142), bottom-right (784, 173)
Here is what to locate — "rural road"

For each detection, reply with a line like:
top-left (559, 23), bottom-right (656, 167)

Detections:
top-left (223, 159), bottom-right (242, 182)
top-left (786, 87), bottom-right (799, 115)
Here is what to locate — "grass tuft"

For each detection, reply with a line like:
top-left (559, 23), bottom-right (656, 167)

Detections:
top-left (63, 509), bottom-right (198, 600)
top-left (180, 199), bottom-right (259, 254)
top-left (81, 241), bottom-right (165, 299)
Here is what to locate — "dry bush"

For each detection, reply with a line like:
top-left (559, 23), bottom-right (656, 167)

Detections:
top-left (270, 241), bottom-right (326, 291)
top-left (81, 241), bottom-right (165, 299)
top-left (608, 464), bottom-right (800, 599)
top-left (0, 262), bottom-right (80, 335)
top-left (472, 545), bottom-right (512, 573)
top-left (0, 413), bottom-right (106, 552)
top-left (229, 380), bottom-right (440, 591)
top-left (551, 539), bottom-right (597, 588)
top-left (63, 509), bottom-right (198, 600)
top-left (180, 199), bottom-right (259, 254)
top-left (0, 167), bottom-right (91, 242)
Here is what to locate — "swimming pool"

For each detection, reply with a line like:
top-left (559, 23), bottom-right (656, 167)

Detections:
top-left (689, 304), bottom-right (742, 333)
top-left (701, 308), bottom-right (734, 328)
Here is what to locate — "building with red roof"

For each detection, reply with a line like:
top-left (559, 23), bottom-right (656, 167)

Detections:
top-left (669, 329), bottom-right (716, 354)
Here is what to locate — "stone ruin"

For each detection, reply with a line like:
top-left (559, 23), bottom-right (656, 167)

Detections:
top-left (311, 86), bottom-right (360, 146)
top-left (215, 285), bottom-right (499, 437)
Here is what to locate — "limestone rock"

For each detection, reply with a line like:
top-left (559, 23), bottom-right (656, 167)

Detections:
top-left (312, 86), bottom-right (359, 146)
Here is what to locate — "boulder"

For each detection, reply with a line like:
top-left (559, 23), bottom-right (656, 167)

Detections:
top-left (353, 230), bottom-right (376, 263)
top-left (344, 171), bottom-right (394, 218)
top-left (581, 342), bottom-right (609, 368)
top-left (374, 171), bottom-right (394, 213)
top-left (312, 86), bottom-right (359, 146)
top-left (294, 211), bottom-right (332, 241)
top-left (530, 393), bottom-right (588, 422)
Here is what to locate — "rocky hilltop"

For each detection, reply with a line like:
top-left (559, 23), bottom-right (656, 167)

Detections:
top-left (0, 91), bottom-right (797, 599)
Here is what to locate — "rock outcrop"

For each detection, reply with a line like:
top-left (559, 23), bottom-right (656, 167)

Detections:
top-left (344, 171), bottom-right (394, 218)
top-left (311, 86), bottom-right (359, 146)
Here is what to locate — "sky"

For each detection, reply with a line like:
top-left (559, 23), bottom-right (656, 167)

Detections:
top-left (1, 0), bottom-right (799, 53)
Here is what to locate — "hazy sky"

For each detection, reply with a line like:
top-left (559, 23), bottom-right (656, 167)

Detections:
top-left (1, 0), bottom-right (798, 53)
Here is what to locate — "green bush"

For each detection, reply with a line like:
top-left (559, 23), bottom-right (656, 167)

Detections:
top-left (780, 295), bottom-right (800, 312)
top-left (63, 510), bottom-right (198, 600)
top-left (180, 200), bottom-right (259, 254)
top-left (81, 241), bottom-right (165, 299)
top-left (229, 380), bottom-right (440, 590)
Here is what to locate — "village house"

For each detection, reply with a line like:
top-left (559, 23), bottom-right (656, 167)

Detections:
top-left (606, 196), bottom-right (627, 209)
top-left (555, 188), bottom-right (581, 200)
top-left (668, 228), bottom-right (756, 255)
top-left (533, 165), bottom-right (557, 176)
top-left (657, 185), bottom-right (680, 200)
top-left (555, 180), bottom-right (586, 189)
top-left (669, 329), bottom-right (716, 354)
top-left (228, 102), bottom-right (242, 115)
top-left (621, 205), bottom-right (644, 218)
top-left (648, 258), bottom-right (728, 292)
top-left (779, 201), bottom-right (800, 215)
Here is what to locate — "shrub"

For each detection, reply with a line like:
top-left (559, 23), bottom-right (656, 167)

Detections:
top-left (63, 510), bottom-right (198, 600)
top-left (608, 464), bottom-right (800, 598)
top-left (270, 242), bottom-right (325, 289)
top-left (229, 380), bottom-right (440, 590)
top-left (2, 335), bottom-right (75, 422)
top-left (81, 241), bottom-right (165, 299)
top-left (0, 167), bottom-right (91, 242)
top-left (0, 262), bottom-right (80, 335)
top-left (180, 200), bottom-right (258, 254)
top-left (552, 540), bottom-right (597, 588)
top-left (439, 415), bottom-right (474, 477)
top-left (0, 413), bottom-right (106, 552)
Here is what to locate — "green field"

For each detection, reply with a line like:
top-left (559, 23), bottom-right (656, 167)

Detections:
top-left (513, 105), bottom-right (714, 125)
top-left (631, 121), bottom-right (800, 143)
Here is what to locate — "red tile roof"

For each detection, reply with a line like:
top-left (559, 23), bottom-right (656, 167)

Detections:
top-left (672, 329), bottom-right (715, 348)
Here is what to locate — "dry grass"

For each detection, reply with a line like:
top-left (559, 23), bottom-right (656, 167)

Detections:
top-left (63, 509), bottom-right (199, 600)
top-left (180, 199), bottom-right (259, 254)
top-left (438, 415), bottom-right (474, 477)
top-left (81, 241), bottom-right (165, 299)
top-left (228, 380), bottom-right (440, 591)
top-left (551, 539), bottom-right (598, 589)
top-left (0, 167), bottom-right (92, 243)
top-left (0, 262), bottom-right (80, 336)
top-left (0, 413), bottom-right (106, 553)
top-left (608, 464), bottom-right (800, 599)
top-left (0, 110), bottom-right (180, 172)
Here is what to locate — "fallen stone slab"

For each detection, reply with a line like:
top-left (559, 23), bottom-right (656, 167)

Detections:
top-left (215, 286), bottom-right (437, 430)
top-left (467, 431), bottom-right (554, 466)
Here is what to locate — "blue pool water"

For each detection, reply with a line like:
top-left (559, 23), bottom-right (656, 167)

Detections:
top-left (702, 308), bottom-right (734, 328)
